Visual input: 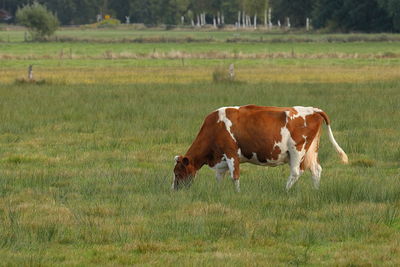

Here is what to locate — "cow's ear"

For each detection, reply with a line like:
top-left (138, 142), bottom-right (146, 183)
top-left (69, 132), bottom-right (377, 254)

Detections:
top-left (182, 157), bottom-right (190, 166)
top-left (174, 155), bottom-right (180, 162)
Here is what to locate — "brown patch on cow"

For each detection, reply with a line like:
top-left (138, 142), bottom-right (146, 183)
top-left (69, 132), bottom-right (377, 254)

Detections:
top-left (270, 146), bottom-right (281, 161)
top-left (286, 113), bottom-right (324, 153)
top-left (228, 106), bottom-right (287, 163)
top-left (286, 116), bottom-right (307, 151)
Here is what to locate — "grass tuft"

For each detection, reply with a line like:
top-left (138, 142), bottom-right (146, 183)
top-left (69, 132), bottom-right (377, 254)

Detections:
top-left (14, 78), bottom-right (47, 85)
top-left (351, 159), bottom-right (376, 168)
top-left (212, 67), bottom-right (235, 83)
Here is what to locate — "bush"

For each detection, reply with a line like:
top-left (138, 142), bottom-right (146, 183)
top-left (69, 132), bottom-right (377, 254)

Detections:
top-left (97, 18), bottom-right (121, 28)
top-left (212, 66), bottom-right (235, 83)
top-left (16, 1), bottom-right (59, 41)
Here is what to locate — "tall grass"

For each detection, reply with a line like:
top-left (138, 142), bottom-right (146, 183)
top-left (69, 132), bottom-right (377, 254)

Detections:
top-left (0, 79), bottom-right (399, 265)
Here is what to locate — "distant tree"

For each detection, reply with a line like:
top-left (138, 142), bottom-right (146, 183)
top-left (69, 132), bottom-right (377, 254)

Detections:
top-left (3, 0), bottom-right (400, 32)
top-left (16, 1), bottom-right (59, 40)
top-left (108, 0), bottom-right (130, 22)
top-left (270, 0), bottom-right (313, 27)
top-left (176, 0), bottom-right (191, 18)
top-left (312, 0), bottom-right (392, 32)
top-left (42, 0), bottom-right (76, 25)
top-left (72, 0), bottom-right (103, 25)
top-left (378, 0), bottom-right (400, 31)
top-left (220, 0), bottom-right (240, 25)
top-left (129, 0), bottom-right (160, 25)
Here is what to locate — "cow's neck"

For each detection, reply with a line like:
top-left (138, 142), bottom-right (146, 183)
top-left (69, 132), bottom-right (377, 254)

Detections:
top-left (184, 134), bottom-right (211, 171)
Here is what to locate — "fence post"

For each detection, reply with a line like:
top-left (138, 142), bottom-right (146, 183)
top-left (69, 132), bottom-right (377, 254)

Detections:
top-left (229, 64), bottom-right (235, 81)
top-left (28, 65), bottom-right (33, 81)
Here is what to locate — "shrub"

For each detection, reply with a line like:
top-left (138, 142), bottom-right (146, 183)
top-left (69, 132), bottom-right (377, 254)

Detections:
top-left (212, 66), bottom-right (235, 83)
top-left (97, 18), bottom-right (121, 28)
top-left (16, 1), bottom-right (59, 41)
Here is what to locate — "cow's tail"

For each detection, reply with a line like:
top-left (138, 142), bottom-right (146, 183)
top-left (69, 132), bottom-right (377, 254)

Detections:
top-left (315, 109), bottom-right (349, 164)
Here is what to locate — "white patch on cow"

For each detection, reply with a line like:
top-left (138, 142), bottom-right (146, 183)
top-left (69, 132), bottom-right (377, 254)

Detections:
top-left (285, 106), bottom-right (320, 126)
top-left (217, 107), bottom-right (239, 142)
top-left (285, 131), bottom-right (307, 190)
top-left (268, 126), bottom-right (291, 166)
top-left (211, 158), bottom-right (227, 170)
top-left (223, 154), bottom-right (236, 179)
top-left (250, 152), bottom-right (261, 164)
top-left (311, 163), bottom-right (322, 189)
top-left (210, 158), bottom-right (229, 182)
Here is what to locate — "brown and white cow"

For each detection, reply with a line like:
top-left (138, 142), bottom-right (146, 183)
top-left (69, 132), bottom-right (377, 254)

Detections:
top-left (173, 105), bottom-right (348, 192)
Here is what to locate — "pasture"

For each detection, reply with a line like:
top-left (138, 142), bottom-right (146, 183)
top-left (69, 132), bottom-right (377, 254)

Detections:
top-left (0, 27), bottom-right (400, 265)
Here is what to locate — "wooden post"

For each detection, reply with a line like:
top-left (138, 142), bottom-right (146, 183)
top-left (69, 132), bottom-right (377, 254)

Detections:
top-left (28, 65), bottom-right (33, 81)
top-left (229, 64), bottom-right (235, 81)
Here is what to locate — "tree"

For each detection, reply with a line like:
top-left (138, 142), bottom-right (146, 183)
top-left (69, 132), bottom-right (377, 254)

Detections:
top-left (16, 1), bottom-right (59, 40)
top-left (270, 0), bottom-right (313, 27)
top-left (312, 0), bottom-right (392, 32)
top-left (378, 0), bottom-right (400, 31)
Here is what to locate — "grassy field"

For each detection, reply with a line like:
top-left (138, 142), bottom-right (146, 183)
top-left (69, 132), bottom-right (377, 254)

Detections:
top-left (0, 29), bottom-right (400, 265)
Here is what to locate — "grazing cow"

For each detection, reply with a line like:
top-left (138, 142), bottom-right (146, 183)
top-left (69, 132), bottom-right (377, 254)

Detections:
top-left (173, 105), bottom-right (348, 192)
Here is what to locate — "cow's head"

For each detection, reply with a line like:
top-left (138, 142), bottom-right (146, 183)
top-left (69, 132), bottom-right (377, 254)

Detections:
top-left (172, 155), bottom-right (196, 190)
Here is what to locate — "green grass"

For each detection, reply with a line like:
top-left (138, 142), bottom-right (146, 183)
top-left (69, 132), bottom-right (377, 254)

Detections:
top-left (0, 81), bottom-right (399, 265)
top-left (2, 40), bottom-right (400, 56)
top-left (0, 28), bottom-right (399, 265)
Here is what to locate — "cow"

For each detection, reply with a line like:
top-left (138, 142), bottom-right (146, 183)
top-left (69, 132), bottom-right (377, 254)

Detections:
top-left (173, 105), bottom-right (348, 192)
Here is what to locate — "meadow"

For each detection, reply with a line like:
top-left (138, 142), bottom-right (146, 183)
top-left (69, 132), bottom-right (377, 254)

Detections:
top-left (0, 27), bottom-right (399, 265)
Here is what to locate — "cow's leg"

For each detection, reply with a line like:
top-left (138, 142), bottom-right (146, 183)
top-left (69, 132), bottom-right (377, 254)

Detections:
top-left (224, 153), bottom-right (240, 192)
top-left (215, 167), bottom-right (228, 183)
top-left (212, 160), bottom-right (228, 183)
top-left (286, 149), bottom-right (304, 191)
top-left (310, 162), bottom-right (322, 189)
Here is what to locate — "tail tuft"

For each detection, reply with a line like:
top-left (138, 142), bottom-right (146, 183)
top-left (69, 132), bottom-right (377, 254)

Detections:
top-left (340, 151), bottom-right (349, 164)
top-left (327, 125), bottom-right (348, 164)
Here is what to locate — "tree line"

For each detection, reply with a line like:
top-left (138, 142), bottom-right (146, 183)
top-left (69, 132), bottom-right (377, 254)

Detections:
top-left (1, 0), bottom-right (400, 32)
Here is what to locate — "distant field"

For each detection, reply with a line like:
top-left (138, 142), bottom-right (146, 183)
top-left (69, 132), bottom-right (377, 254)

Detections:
top-left (3, 41), bottom-right (400, 57)
top-left (2, 25), bottom-right (400, 42)
top-left (0, 29), bottom-right (399, 265)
